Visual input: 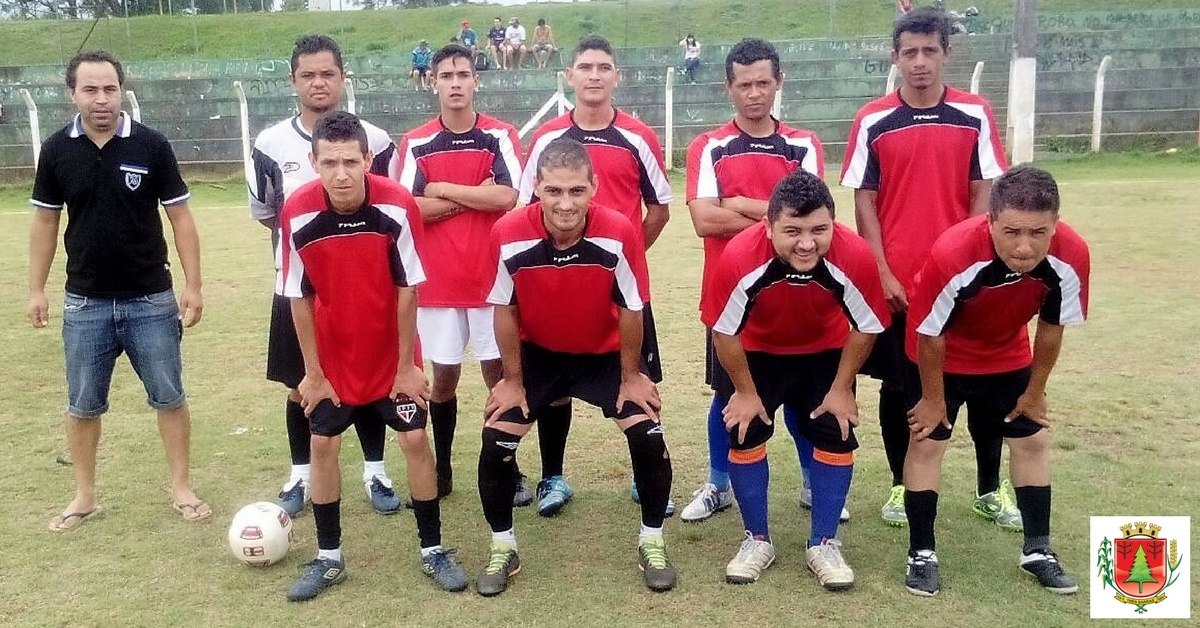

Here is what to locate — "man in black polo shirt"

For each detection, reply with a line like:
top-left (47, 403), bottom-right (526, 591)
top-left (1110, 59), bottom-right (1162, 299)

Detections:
top-left (28, 50), bottom-right (208, 531)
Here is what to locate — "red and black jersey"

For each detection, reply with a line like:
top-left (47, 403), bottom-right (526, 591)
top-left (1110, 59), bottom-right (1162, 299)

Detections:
top-left (702, 223), bottom-right (889, 354)
top-left (486, 202), bottom-right (647, 354)
top-left (397, 114), bottom-right (523, 308)
top-left (840, 87), bottom-right (1007, 293)
top-left (280, 174), bottom-right (426, 405)
top-left (906, 215), bottom-right (1090, 375)
top-left (686, 118), bottom-right (825, 310)
top-left (518, 108), bottom-right (672, 257)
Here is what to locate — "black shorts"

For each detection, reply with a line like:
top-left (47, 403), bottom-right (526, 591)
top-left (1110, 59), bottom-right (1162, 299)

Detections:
top-left (859, 312), bottom-right (906, 387)
top-left (414, 66), bottom-right (430, 76)
top-left (266, 293), bottom-right (303, 389)
top-left (309, 396), bottom-right (428, 438)
top-left (704, 327), bottom-right (733, 392)
top-left (641, 303), bottom-right (663, 383)
top-left (901, 361), bottom-right (1042, 442)
top-left (496, 342), bottom-right (654, 425)
top-left (715, 349), bottom-right (858, 454)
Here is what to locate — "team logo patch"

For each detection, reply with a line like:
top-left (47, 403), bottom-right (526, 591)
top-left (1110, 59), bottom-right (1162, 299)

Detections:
top-left (395, 399), bottom-right (419, 424)
top-left (1091, 517), bottom-right (1190, 618)
top-left (119, 163), bottom-right (148, 191)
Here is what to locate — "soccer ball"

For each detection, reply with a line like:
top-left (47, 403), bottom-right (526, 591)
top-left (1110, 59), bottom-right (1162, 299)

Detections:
top-left (228, 501), bottom-right (294, 567)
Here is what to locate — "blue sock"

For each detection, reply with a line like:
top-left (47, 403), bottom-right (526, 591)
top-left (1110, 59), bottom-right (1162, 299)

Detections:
top-left (729, 453), bottom-right (770, 539)
top-left (808, 453), bottom-right (853, 546)
top-left (706, 395), bottom-right (730, 490)
top-left (786, 413), bottom-right (814, 487)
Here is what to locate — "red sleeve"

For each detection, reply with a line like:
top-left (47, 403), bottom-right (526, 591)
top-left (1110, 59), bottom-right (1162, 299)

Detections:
top-left (278, 190), bottom-right (306, 299)
top-left (839, 233), bottom-right (891, 331)
top-left (810, 133), bottom-right (827, 180)
top-left (685, 134), bottom-right (711, 202)
top-left (619, 217), bottom-right (651, 309)
top-left (907, 240), bottom-right (958, 338)
top-left (700, 245), bottom-right (740, 330)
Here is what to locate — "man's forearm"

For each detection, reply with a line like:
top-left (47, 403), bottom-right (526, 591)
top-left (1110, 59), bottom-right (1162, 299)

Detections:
top-left (290, 297), bottom-right (323, 376)
top-left (687, 199), bottom-right (757, 238)
top-left (1027, 321), bottom-right (1065, 396)
top-left (415, 196), bottom-right (463, 222)
top-left (721, 196), bottom-right (769, 221)
top-left (642, 204), bottom-right (670, 249)
top-left (166, 204), bottom-right (202, 289)
top-left (396, 287), bottom-right (418, 367)
top-left (434, 182), bottom-right (518, 212)
top-left (28, 210), bottom-right (60, 295)
top-left (916, 334), bottom-right (947, 402)
top-left (833, 331), bottom-right (876, 390)
top-left (494, 304), bottom-right (524, 381)
top-left (713, 332), bottom-right (757, 396)
top-left (968, 179), bottom-right (993, 217)
top-left (617, 307), bottom-right (645, 378)
top-left (853, 189), bottom-right (893, 274)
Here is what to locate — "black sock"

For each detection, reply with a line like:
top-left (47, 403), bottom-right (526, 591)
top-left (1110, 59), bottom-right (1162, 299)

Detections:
top-left (353, 413), bottom-right (387, 463)
top-left (905, 489), bottom-right (939, 553)
top-left (536, 402), bottom-right (572, 478)
top-left (880, 385), bottom-right (909, 487)
top-left (312, 500), bottom-right (342, 551)
top-left (973, 436), bottom-right (1002, 495)
top-left (625, 420), bottom-right (672, 529)
top-left (430, 398), bottom-right (458, 479)
top-left (410, 498), bottom-right (442, 549)
top-left (479, 427), bottom-right (522, 532)
top-left (286, 399), bottom-right (311, 465)
top-left (1015, 485), bottom-right (1052, 552)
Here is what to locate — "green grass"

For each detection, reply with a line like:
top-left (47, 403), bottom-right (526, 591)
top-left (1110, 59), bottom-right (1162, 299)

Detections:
top-left (0, 152), bottom-right (1198, 626)
top-left (0, 0), bottom-right (1197, 65)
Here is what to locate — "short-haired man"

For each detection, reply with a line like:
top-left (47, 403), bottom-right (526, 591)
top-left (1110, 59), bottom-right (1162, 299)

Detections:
top-left (532, 18), bottom-right (557, 69)
top-left (901, 165), bottom-right (1089, 596)
top-left (30, 50), bottom-right (209, 530)
top-left (280, 111), bottom-right (468, 601)
top-left (518, 35), bottom-right (673, 517)
top-left (397, 44), bottom-right (531, 505)
top-left (703, 170), bottom-right (888, 589)
top-left (248, 34), bottom-right (402, 518)
top-left (840, 6), bottom-right (1013, 528)
top-left (475, 138), bottom-right (676, 596)
top-left (682, 38), bottom-right (837, 525)
top-left (487, 17), bottom-right (508, 70)
top-left (504, 17), bottom-right (528, 70)
top-left (412, 39), bottom-right (434, 92)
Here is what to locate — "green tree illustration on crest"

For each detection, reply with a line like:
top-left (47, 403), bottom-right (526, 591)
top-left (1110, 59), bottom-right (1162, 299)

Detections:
top-left (1125, 546), bottom-right (1158, 594)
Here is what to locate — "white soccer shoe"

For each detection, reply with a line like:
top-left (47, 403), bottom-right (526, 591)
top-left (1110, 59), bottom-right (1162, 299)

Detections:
top-left (680, 482), bottom-right (734, 522)
top-left (806, 539), bottom-right (855, 591)
top-left (725, 532), bottom-right (776, 584)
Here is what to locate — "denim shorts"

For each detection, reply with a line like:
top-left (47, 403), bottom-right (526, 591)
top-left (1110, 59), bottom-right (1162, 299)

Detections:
top-left (62, 289), bottom-right (186, 417)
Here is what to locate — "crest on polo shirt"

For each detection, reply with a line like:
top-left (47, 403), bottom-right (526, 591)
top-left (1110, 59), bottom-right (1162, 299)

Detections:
top-left (119, 163), bottom-right (148, 191)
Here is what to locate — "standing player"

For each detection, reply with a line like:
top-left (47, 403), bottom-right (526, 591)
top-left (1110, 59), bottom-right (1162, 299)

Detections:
top-left (682, 38), bottom-right (839, 524)
top-left (280, 112), bottom-right (468, 601)
top-left (474, 138), bottom-right (675, 596)
top-left (901, 165), bottom-right (1088, 596)
top-left (518, 35), bottom-right (672, 517)
top-left (840, 6), bottom-right (1014, 528)
top-left (703, 171), bottom-right (888, 588)
top-left (397, 44), bottom-right (531, 505)
top-left (248, 34), bottom-right (402, 518)
top-left (30, 51), bottom-right (209, 529)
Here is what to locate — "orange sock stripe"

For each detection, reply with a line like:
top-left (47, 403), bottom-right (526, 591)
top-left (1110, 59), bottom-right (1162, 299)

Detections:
top-left (813, 448), bottom-right (854, 466)
top-left (728, 444), bottom-right (767, 465)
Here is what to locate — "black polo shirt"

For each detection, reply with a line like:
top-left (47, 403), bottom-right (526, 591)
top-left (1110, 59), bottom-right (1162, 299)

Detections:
top-left (31, 112), bottom-right (191, 298)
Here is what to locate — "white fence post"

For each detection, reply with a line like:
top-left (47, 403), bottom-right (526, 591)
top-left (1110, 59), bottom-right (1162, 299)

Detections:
top-left (885, 64), bottom-right (898, 94)
top-left (970, 61), bottom-right (985, 95)
top-left (344, 76), bottom-right (356, 115)
top-left (233, 81), bottom-right (252, 182)
top-left (1090, 55), bottom-right (1112, 153)
top-left (665, 66), bottom-right (675, 171)
top-left (772, 71), bottom-right (785, 120)
top-left (126, 90), bottom-right (141, 122)
top-left (1009, 57), bottom-right (1037, 165)
top-left (19, 89), bottom-right (41, 169)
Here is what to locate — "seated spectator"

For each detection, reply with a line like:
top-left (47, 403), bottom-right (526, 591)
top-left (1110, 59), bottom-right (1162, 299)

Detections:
top-left (533, 18), bottom-right (558, 69)
top-left (488, 17), bottom-right (508, 70)
top-left (504, 17), bottom-right (528, 70)
top-left (458, 21), bottom-right (478, 55)
top-left (412, 39), bottom-right (433, 91)
top-left (680, 34), bottom-right (701, 84)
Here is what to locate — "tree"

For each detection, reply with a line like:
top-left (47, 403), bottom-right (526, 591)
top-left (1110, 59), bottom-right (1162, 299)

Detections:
top-left (1125, 546), bottom-right (1158, 594)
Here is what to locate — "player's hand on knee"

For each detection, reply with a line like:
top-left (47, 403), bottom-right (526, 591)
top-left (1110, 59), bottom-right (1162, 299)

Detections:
top-left (722, 391), bottom-right (770, 444)
top-left (485, 378), bottom-right (528, 426)
top-left (907, 397), bottom-right (948, 441)
top-left (1005, 390), bottom-right (1049, 428)
top-left (617, 372), bottom-right (661, 421)
top-left (392, 364), bottom-right (431, 409)
top-left (27, 292), bottom-right (49, 328)
top-left (812, 386), bottom-right (859, 441)
top-left (298, 372), bottom-right (340, 417)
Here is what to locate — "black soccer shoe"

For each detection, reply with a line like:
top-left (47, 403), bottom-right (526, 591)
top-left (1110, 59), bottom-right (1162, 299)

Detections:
top-left (1020, 549), bottom-right (1078, 594)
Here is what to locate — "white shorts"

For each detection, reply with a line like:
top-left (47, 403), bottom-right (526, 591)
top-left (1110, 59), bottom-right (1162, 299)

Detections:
top-left (416, 307), bottom-right (500, 365)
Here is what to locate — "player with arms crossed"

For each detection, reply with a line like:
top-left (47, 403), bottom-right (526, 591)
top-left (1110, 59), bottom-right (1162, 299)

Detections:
top-left (901, 165), bottom-right (1089, 596)
top-left (474, 138), bottom-right (676, 596)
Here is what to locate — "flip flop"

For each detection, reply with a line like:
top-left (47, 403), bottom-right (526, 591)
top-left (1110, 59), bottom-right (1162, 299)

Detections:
top-left (48, 506), bottom-right (103, 532)
top-left (172, 500), bottom-right (213, 522)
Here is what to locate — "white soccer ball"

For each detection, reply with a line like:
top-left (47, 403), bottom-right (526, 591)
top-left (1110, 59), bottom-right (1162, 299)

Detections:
top-left (228, 501), bottom-right (294, 567)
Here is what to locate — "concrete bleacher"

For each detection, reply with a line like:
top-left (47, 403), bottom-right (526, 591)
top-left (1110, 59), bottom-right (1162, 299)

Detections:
top-left (1, 8), bottom-right (1198, 178)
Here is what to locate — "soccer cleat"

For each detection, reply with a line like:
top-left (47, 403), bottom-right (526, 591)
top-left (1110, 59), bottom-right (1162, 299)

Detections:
top-left (905, 550), bottom-right (940, 597)
top-left (881, 485), bottom-right (908, 527)
top-left (475, 542), bottom-right (520, 597)
top-left (725, 531), bottom-right (776, 584)
top-left (805, 539), bottom-right (855, 591)
top-left (973, 479), bottom-right (1023, 532)
top-left (1019, 549), bottom-right (1078, 594)
top-left (629, 476), bottom-right (676, 518)
top-left (536, 475), bottom-right (575, 517)
top-left (278, 478), bottom-right (309, 517)
top-left (680, 483), bottom-right (734, 522)
top-left (421, 548), bottom-right (469, 592)
top-left (637, 536), bottom-right (677, 591)
top-left (365, 475), bottom-right (403, 515)
top-left (799, 486), bottom-right (851, 523)
top-left (286, 557), bottom-right (346, 602)
top-left (512, 474), bottom-right (534, 507)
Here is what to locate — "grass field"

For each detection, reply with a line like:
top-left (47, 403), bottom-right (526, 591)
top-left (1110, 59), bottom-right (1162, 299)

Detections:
top-left (0, 0), bottom-right (1196, 64)
top-left (1, 152), bottom-right (1198, 627)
